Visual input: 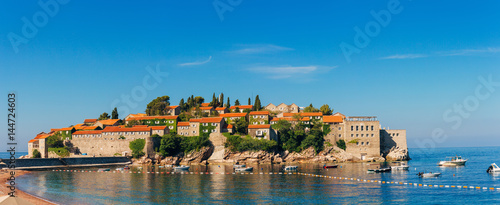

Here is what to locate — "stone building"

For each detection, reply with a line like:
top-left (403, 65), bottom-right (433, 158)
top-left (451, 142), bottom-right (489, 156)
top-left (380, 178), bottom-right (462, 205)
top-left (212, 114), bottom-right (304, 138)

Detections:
top-left (342, 116), bottom-right (381, 160)
top-left (248, 124), bottom-right (277, 141)
top-left (166, 105), bottom-right (181, 116)
top-left (200, 117), bottom-right (226, 135)
top-left (94, 119), bottom-right (120, 129)
top-left (200, 106), bottom-right (215, 115)
top-left (215, 107), bottom-right (229, 114)
top-left (380, 129), bottom-right (407, 152)
top-left (28, 132), bottom-right (51, 158)
top-left (125, 115), bottom-right (178, 131)
top-left (322, 115), bottom-right (345, 144)
top-left (83, 119), bottom-right (97, 126)
top-left (249, 111), bottom-right (270, 125)
top-left (264, 103), bottom-right (299, 114)
top-left (229, 105), bottom-right (253, 113)
top-left (220, 113), bottom-right (247, 124)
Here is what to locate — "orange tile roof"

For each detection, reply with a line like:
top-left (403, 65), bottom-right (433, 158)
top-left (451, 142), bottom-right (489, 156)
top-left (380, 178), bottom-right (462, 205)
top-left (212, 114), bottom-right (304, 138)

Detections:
top-left (150, 126), bottom-right (167, 130)
top-left (248, 124), bottom-right (271, 129)
top-left (126, 115), bottom-right (178, 121)
top-left (270, 117), bottom-right (301, 122)
top-left (34, 133), bottom-right (53, 139)
top-left (220, 113), bottom-right (247, 117)
top-left (102, 126), bottom-right (151, 132)
top-left (201, 103), bottom-right (210, 107)
top-left (230, 105), bottom-right (253, 110)
top-left (51, 127), bottom-right (74, 132)
top-left (133, 125), bottom-right (149, 127)
top-left (84, 119), bottom-right (97, 123)
top-left (79, 126), bottom-right (99, 130)
top-left (28, 139), bottom-right (38, 143)
top-left (73, 130), bottom-right (103, 135)
top-left (127, 113), bottom-right (147, 118)
top-left (300, 117), bottom-right (310, 121)
top-left (200, 106), bottom-right (214, 110)
top-left (215, 107), bottom-right (227, 111)
top-left (200, 117), bottom-right (223, 123)
top-left (323, 116), bottom-right (344, 123)
top-left (177, 122), bottom-right (190, 127)
top-left (97, 119), bottom-right (120, 125)
top-left (189, 118), bottom-right (202, 122)
top-left (73, 123), bottom-right (86, 130)
top-left (249, 111), bottom-right (270, 115)
top-left (168, 105), bottom-right (179, 109)
top-left (283, 112), bottom-right (323, 117)
top-left (227, 124), bottom-right (233, 129)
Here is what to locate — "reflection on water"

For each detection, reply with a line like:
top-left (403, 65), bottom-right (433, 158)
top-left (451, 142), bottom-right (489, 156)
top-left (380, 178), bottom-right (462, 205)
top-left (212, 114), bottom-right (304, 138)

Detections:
top-left (16, 147), bottom-right (500, 204)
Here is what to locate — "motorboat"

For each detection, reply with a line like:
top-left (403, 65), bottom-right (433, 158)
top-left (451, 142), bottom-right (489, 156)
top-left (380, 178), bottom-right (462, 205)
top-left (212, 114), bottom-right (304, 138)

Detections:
top-left (98, 168), bottom-right (110, 172)
top-left (174, 165), bottom-right (190, 171)
top-left (487, 163), bottom-right (500, 173)
top-left (284, 166), bottom-right (298, 171)
top-left (438, 156), bottom-right (467, 166)
top-left (115, 168), bottom-right (124, 171)
top-left (323, 165), bottom-right (338, 169)
top-left (367, 164), bottom-right (391, 173)
top-left (123, 166), bottom-right (130, 170)
top-left (391, 162), bottom-right (410, 170)
top-left (235, 167), bottom-right (253, 172)
top-left (417, 172), bottom-right (441, 178)
top-left (233, 164), bottom-right (246, 168)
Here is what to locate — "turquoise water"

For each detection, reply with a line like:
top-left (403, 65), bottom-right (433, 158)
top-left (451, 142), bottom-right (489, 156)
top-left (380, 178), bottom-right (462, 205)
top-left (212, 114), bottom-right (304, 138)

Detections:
top-left (0, 152), bottom-right (28, 159)
top-left (15, 147), bottom-right (500, 204)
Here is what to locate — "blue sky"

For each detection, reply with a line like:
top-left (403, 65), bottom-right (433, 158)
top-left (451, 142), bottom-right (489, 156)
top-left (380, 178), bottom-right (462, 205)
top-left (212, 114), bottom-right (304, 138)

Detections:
top-left (1, 0), bottom-right (500, 151)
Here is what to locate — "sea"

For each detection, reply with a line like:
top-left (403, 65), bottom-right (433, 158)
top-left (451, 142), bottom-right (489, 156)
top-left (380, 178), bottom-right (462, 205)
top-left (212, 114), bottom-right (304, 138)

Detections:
top-left (5, 147), bottom-right (500, 204)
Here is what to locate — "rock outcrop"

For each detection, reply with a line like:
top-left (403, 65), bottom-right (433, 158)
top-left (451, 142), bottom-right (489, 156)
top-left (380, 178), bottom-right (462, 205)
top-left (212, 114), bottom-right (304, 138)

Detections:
top-left (384, 147), bottom-right (410, 161)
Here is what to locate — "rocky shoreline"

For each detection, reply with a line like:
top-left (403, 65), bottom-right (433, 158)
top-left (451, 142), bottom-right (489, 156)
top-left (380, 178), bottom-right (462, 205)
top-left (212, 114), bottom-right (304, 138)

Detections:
top-left (133, 145), bottom-right (409, 166)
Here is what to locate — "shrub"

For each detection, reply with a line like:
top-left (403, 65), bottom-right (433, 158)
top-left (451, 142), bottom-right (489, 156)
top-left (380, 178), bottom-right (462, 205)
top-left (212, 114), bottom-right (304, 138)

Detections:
top-left (119, 135), bottom-right (126, 139)
top-left (336, 139), bottom-right (346, 150)
top-left (48, 147), bottom-right (70, 157)
top-left (224, 134), bottom-right (278, 152)
top-left (32, 149), bottom-right (41, 158)
top-left (129, 139), bottom-right (146, 158)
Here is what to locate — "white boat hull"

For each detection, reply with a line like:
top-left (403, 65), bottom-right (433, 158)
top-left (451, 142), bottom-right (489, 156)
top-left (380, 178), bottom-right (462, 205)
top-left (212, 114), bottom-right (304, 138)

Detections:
top-left (174, 166), bottom-right (190, 171)
top-left (284, 166), bottom-right (298, 171)
top-left (418, 173), bottom-right (441, 178)
top-left (487, 163), bottom-right (500, 173)
top-left (235, 167), bottom-right (253, 172)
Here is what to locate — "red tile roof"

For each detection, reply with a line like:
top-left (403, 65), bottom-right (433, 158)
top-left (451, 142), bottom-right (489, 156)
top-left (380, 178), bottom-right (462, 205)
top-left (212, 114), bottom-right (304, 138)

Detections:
top-left (102, 126), bottom-right (151, 132)
top-left (84, 119), bottom-right (97, 123)
top-left (200, 117), bottom-right (224, 123)
top-left (220, 113), bottom-right (247, 117)
top-left (189, 118), bottom-right (202, 122)
top-left (248, 124), bottom-right (271, 129)
top-left (270, 117), bottom-right (296, 122)
top-left (73, 130), bottom-right (103, 135)
top-left (227, 124), bottom-right (233, 129)
top-left (215, 107), bottom-right (227, 111)
top-left (323, 116), bottom-right (344, 123)
top-left (28, 139), bottom-right (38, 143)
top-left (34, 133), bottom-right (53, 139)
top-left (133, 125), bottom-right (149, 127)
top-left (177, 122), bottom-right (190, 127)
top-left (230, 105), bottom-right (253, 110)
top-left (249, 111), bottom-right (270, 115)
top-left (201, 103), bottom-right (210, 107)
top-left (97, 119), bottom-right (121, 125)
top-left (150, 126), bottom-right (167, 130)
top-left (200, 106), bottom-right (214, 110)
top-left (168, 105), bottom-right (179, 109)
top-left (126, 115), bottom-right (178, 121)
top-left (73, 123), bottom-right (86, 130)
top-left (283, 112), bottom-right (323, 117)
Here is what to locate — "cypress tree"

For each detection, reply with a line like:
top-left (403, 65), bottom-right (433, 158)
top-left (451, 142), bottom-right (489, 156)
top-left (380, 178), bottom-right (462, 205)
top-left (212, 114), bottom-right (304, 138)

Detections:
top-left (254, 95), bottom-right (261, 111)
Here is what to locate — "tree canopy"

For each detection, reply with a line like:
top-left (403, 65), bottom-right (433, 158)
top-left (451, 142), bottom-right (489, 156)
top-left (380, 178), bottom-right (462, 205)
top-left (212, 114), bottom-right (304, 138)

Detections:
top-left (320, 104), bottom-right (333, 115)
top-left (98, 112), bottom-right (110, 120)
top-left (254, 95), bottom-right (262, 111)
top-left (111, 107), bottom-right (119, 119)
top-left (129, 139), bottom-right (145, 158)
top-left (304, 104), bottom-right (320, 112)
top-left (146, 96), bottom-right (170, 116)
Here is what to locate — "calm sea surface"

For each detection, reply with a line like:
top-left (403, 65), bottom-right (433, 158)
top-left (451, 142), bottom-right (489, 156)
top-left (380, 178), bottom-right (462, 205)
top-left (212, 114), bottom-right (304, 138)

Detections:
top-left (12, 147), bottom-right (500, 204)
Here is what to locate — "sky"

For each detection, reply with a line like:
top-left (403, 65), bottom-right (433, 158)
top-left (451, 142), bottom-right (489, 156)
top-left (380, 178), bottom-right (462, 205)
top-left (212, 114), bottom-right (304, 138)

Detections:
top-left (1, 0), bottom-right (500, 152)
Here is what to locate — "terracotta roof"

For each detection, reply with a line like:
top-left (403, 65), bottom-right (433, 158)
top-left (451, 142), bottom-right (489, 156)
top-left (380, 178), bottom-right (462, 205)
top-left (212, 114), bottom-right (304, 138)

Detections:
top-left (133, 125), bottom-right (149, 127)
top-left (323, 116), bottom-right (344, 123)
top-left (248, 124), bottom-right (271, 129)
top-left (189, 118), bottom-right (202, 122)
top-left (227, 124), bottom-right (233, 129)
top-left (34, 133), bottom-right (53, 139)
top-left (126, 115), bottom-right (178, 121)
top-left (200, 117), bottom-right (223, 123)
top-left (283, 112), bottom-right (323, 117)
top-left (150, 126), bottom-right (167, 130)
top-left (249, 111), bottom-right (270, 115)
top-left (230, 105), bottom-right (253, 110)
top-left (200, 106), bottom-right (214, 110)
top-left (84, 119), bottom-right (97, 123)
top-left (73, 130), bottom-right (103, 135)
top-left (215, 107), bottom-right (227, 111)
top-left (51, 127), bottom-right (74, 132)
top-left (270, 117), bottom-right (298, 122)
top-left (79, 126), bottom-right (99, 130)
top-left (300, 117), bottom-right (310, 121)
top-left (28, 139), bottom-right (38, 143)
top-left (201, 103), bottom-right (210, 107)
top-left (126, 113), bottom-right (147, 118)
top-left (220, 113), bottom-right (247, 117)
top-left (97, 119), bottom-right (120, 125)
top-left (102, 126), bottom-right (151, 132)
top-left (177, 122), bottom-right (190, 127)
top-left (73, 123), bottom-right (86, 130)
top-left (168, 105), bottom-right (179, 109)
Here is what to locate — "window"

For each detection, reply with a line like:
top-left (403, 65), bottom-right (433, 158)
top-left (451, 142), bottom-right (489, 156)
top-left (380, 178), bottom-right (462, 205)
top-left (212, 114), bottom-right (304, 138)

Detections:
top-left (351, 126), bottom-right (353, 131)
top-left (66, 137), bottom-right (69, 140)
top-left (339, 134), bottom-right (342, 138)
top-left (264, 130), bottom-right (268, 133)
top-left (356, 134), bottom-right (359, 137)
top-left (371, 126), bottom-right (374, 131)
top-left (203, 123), bottom-right (208, 126)
top-left (316, 116), bottom-right (320, 119)
top-left (212, 129), bottom-right (216, 133)
top-left (260, 116), bottom-right (264, 119)
top-left (253, 122), bottom-right (257, 125)
top-left (212, 123), bottom-right (217, 126)
top-left (169, 126), bottom-right (174, 129)
top-left (256, 130), bottom-right (263, 135)
top-left (260, 121), bottom-right (264, 124)
top-left (203, 129), bottom-right (208, 133)
top-left (351, 134), bottom-right (354, 137)
top-left (361, 126), bottom-right (364, 131)
top-left (361, 142), bottom-right (364, 145)
top-left (371, 134), bottom-right (374, 137)
top-left (309, 117), bottom-right (313, 119)
top-left (184, 132), bottom-right (188, 135)
top-left (356, 142), bottom-right (359, 146)
top-left (66, 131), bottom-right (69, 134)
top-left (304, 121), bottom-right (310, 124)
top-left (356, 126), bottom-right (358, 131)
top-left (180, 133), bottom-right (184, 136)
top-left (396, 133), bottom-right (399, 136)
top-left (367, 142), bottom-right (370, 145)
top-left (155, 121), bottom-right (160, 124)
top-left (164, 121), bottom-right (167, 123)
top-left (366, 126), bottom-right (368, 131)
top-left (361, 134), bottom-right (364, 137)
top-left (253, 116), bottom-right (256, 119)
top-left (339, 127), bottom-right (342, 131)
top-left (192, 131), bottom-right (196, 134)
top-left (169, 120), bottom-right (174, 123)
top-left (192, 124), bottom-right (197, 127)
top-left (280, 107), bottom-right (283, 110)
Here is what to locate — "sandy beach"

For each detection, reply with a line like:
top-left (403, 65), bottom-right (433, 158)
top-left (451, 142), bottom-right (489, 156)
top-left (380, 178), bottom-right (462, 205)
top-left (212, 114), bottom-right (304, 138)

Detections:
top-left (0, 170), bottom-right (56, 205)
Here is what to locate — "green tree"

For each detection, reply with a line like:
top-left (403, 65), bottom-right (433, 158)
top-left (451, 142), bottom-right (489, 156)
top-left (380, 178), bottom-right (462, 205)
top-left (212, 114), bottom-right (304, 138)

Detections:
top-left (32, 149), bottom-right (41, 158)
top-left (209, 93), bottom-right (218, 107)
top-left (146, 96), bottom-right (170, 116)
top-left (179, 98), bottom-right (186, 112)
top-left (220, 93), bottom-right (224, 107)
top-left (234, 107), bottom-right (240, 113)
top-left (304, 104), bottom-right (320, 112)
top-left (129, 139), bottom-right (146, 158)
top-left (254, 95), bottom-right (262, 111)
top-left (46, 134), bottom-right (64, 148)
top-left (234, 118), bottom-right (248, 135)
top-left (126, 120), bottom-right (139, 127)
top-left (234, 99), bottom-right (240, 106)
top-left (336, 139), bottom-right (346, 150)
top-left (111, 107), bottom-right (119, 119)
top-left (98, 112), bottom-right (110, 120)
top-left (243, 108), bottom-right (252, 113)
top-left (300, 127), bottom-right (325, 153)
top-left (159, 133), bottom-right (183, 156)
top-left (194, 96), bottom-right (205, 106)
top-left (320, 104), bottom-right (333, 115)
top-left (248, 98), bottom-right (251, 105)
top-left (179, 112), bottom-right (193, 121)
top-left (225, 97), bottom-right (230, 108)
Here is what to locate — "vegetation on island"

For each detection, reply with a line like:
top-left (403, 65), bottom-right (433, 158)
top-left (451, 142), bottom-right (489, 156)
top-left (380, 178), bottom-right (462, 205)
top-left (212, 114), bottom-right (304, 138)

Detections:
top-left (129, 139), bottom-right (146, 158)
top-left (158, 132), bottom-right (211, 157)
top-left (32, 149), bottom-right (41, 158)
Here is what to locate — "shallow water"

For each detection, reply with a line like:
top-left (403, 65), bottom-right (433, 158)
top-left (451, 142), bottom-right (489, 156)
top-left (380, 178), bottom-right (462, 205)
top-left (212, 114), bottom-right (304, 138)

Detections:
top-left (16, 147), bottom-right (500, 204)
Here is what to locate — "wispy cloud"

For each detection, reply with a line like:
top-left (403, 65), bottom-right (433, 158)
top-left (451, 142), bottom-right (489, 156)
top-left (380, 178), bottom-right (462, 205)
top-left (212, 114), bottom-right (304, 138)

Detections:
top-left (231, 44), bottom-right (294, 54)
top-left (379, 54), bottom-right (428, 60)
top-left (178, 56), bottom-right (212, 66)
top-left (248, 65), bottom-right (336, 79)
top-left (438, 47), bottom-right (500, 56)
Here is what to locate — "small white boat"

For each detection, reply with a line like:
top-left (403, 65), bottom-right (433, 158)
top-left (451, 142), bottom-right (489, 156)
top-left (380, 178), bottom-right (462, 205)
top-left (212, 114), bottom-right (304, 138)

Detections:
top-left (487, 163), bottom-right (500, 173)
top-left (235, 167), bottom-right (253, 172)
top-left (284, 166), bottom-right (298, 171)
top-left (116, 168), bottom-right (124, 171)
top-left (174, 165), bottom-right (190, 171)
top-left (233, 164), bottom-right (246, 168)
top-left (367, 164), bottom-right (391, 173)
top-left (417, 172), bottom-right (441, 178)
top-left (438, 156), bottom-right (467, 166)
top-left (98, 168), bottom-right (110, 172)
top-left (165, 165), bottom-right (173, 168)
top-left (391, 162), bottom-right (410, 170)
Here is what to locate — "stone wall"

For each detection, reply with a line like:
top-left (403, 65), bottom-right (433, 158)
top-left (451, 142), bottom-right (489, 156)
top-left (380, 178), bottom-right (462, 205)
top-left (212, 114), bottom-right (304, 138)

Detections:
top-left (69, 137), bottom-right (153, 157)
top-left (344, 120), bottom-right (381, 159)
top-left (380, 129), bottom-right (407, 152)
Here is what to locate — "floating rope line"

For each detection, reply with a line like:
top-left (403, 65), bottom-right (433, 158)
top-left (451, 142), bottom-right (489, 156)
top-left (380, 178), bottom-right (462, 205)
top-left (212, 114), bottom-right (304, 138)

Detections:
top-left (50, 170), bottom-right (499, 191)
